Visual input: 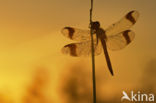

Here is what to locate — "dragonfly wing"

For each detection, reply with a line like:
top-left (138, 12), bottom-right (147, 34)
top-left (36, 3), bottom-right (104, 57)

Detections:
top-left (61, 40), bottom-right (102, 57)
top-left (105, 10), bottom-right (139, 36)
top-left (61, 27), bottom-right (94, 41)
top-left (106, 30), bottom-right (135, 51)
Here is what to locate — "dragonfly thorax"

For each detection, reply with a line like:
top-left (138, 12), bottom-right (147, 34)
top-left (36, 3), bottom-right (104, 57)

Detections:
top-left (91, 21), bottom-right (100, 31)
top-left (91, 21), bottom-right (106, 39)
top-left (95, 28), bottom-right (106, 40)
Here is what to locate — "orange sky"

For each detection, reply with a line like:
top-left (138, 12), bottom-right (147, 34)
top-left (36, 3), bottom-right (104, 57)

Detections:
top-left (0, 0), bottom-right (156, 103)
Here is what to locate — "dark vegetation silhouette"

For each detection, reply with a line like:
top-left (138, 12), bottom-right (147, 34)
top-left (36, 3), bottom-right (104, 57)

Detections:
top-left (0, 59), bottom-right (155, 103)
top-left (59, 63), bottom-right (123, 103)
top-left (60, 64), bottom-right (93, 103)
top-left (60, 60), bottom-right (156, 103)
top-left (140, 59), bottom-right (156, 93)
top-left (22, 67), bottom-right (52, 103)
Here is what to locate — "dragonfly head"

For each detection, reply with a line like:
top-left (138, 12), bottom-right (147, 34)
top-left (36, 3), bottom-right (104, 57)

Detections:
top-left (91, 21), bottom-right (100, 31)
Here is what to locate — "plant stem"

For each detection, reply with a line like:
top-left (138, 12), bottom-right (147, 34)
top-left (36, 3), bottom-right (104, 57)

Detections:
top-left (90, 0), bottom-right (96, 103)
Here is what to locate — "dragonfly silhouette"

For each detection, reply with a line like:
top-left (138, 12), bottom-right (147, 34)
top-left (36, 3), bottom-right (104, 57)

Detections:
top-left (61, 10), bottom-right (139, 75)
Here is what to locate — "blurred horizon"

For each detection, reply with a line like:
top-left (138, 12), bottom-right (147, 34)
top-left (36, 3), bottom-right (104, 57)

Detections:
top-left (0, 0), bottom-right (156, 103)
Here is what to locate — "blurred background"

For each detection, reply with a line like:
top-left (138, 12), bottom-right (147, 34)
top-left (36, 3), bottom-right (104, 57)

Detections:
top-left (0, 0), bottom-right (156, 103)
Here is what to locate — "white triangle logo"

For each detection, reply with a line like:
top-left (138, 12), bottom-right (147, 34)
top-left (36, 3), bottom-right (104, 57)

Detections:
top-left (121, 91), bottom-right (131, 101)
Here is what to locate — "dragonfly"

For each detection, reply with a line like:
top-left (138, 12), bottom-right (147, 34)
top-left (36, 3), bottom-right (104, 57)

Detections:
top-left (61, 10), bottom-right (139, 76)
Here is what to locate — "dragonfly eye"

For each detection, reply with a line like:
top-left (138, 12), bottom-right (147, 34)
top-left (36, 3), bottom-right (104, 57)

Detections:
top-left (91, 21), bottom-right (100, 30)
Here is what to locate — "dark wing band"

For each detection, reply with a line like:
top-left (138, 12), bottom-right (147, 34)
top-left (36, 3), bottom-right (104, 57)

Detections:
top-left (61, 41), bottom-right (102, 57)
top-left (105, 10), bottom-right (139, 36)
top-left (61, 27), bottom-right (92, 41)
top-left (106, 30), bottom-right (135, 51)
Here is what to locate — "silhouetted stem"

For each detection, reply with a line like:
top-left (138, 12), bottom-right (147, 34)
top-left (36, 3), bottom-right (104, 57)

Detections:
top-left (90, 0), bottom-right (96, 103)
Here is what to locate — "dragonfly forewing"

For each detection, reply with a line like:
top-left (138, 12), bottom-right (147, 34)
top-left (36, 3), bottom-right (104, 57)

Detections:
top-left (105, 10), bottom-right (139, 36)
top-left (61, 27), bottom-right (92, 41)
